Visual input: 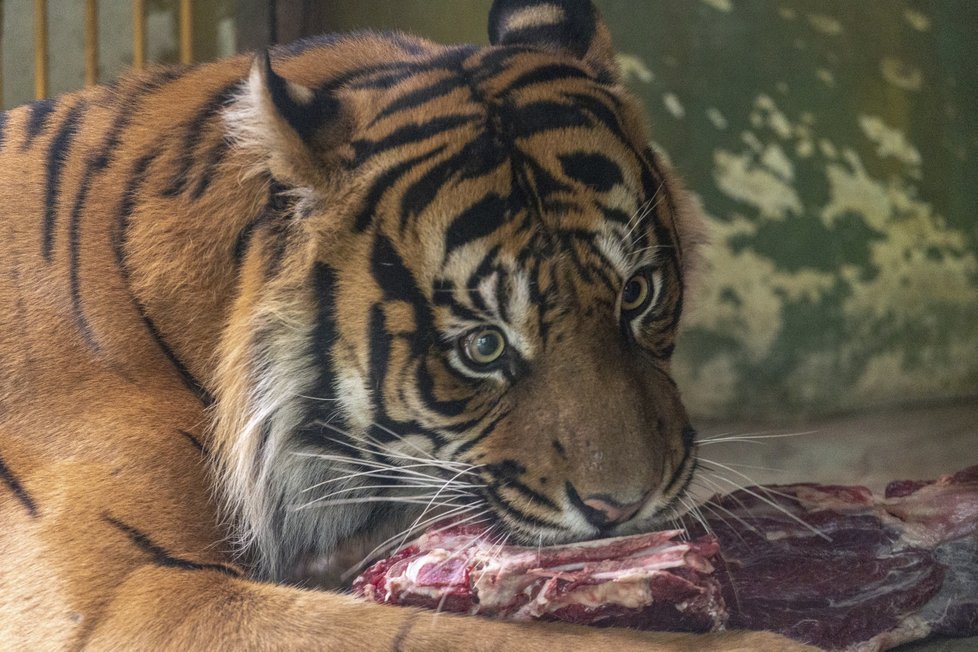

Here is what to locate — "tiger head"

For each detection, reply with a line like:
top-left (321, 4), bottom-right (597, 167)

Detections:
top-left (212, 0), bottom-right (703, 581)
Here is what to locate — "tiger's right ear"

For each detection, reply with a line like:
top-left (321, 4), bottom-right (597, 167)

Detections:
top-left (229, 51), bottom-right (353, 188)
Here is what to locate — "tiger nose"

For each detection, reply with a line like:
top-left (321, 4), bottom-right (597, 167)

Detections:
top-left (567, 483), bottom-right (649, 528)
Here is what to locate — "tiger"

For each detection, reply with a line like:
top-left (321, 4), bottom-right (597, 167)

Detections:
top-left (0, 0), bottom-right (815, 649)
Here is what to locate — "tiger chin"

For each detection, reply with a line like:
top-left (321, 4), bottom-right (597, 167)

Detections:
top-left (0, 0), bottom-right (815, 649)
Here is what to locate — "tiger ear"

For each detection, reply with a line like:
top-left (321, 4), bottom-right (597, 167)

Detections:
top-left (488, 0), bottom-right (619, 84)
top-left (231, 51), bottom-right (353, 187)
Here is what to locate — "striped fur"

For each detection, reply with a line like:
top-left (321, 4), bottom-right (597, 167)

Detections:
top-left (0, 1), bottom-right (812, 649)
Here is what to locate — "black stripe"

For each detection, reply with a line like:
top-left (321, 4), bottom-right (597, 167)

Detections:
top-left (508, 478), bottom-right (559, 511)
top-left (233, 180), bottom-right (290, 264)
top-left (352, 114), bottom-right (477, 165)
top-left (601, 206), bottom-right (631, 225)
top-left (103, 514), bottom-right (240, 576)
top-left (180, 430), bottom-right (208, 456)
top-left (367, 303), bottom-right (391, 421)
top-left (486, 459), bottom-right (560, 511)
top-left (500, 63), bottom-right (592, 95)
top-left (368, 74), bottom-right (468, 126)
top-left (559, 152), bottom-right (623, 193)
top-left (23, 98), bottom-right (56, 149)
top-left (432, 277), bottom-right (494, 325)
top-left (139, 310), bottom-right (214, 406)
top-left (190, 136), bottom-right (230, 199)
top-left (309, 262), bottom-right (341, 410)
top-left (161, 83), bottom-right (238, 198)
top-left (371, 235), bottom-right (435, 356)
top-left (0, 111), bottom-right (8, 149)
top-left (454, 408), bottom-right (509, 456)
top-left (561, 92), bottom-right (629, 145)
top-left (0, 456), bottom-right (39, 517)
top-left (110, 148), bottom-right (211, 404)
top-left (443, 193), bottom-right (508, 260)
top-left (494, 266), bottom-right (511, 325)
top-left (399, 148), bottom-right (476, 231)
top-left (353, 145), bottom-right (446, 232)
top-left (42, 101), bottom-right (86, 261)
top-left (484, 484), bottom-right (560, 530)
top-left (507, 100), bottom-right (591, 138)
top-left (113, 149), bottom-right (160, 269)
top-left (71, 82), bottom-right (168, 352)
top-left (415, 361), bottom-right (469, 418)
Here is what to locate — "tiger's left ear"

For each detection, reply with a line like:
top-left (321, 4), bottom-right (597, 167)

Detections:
top-left (488, 0), bottom-right (619, 84)
top-left (230, 51), bottom-right (354, 188)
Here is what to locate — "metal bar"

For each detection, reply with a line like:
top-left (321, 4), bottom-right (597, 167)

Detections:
top-left (179, 0), bottom-right (193, 64)
top-left (133, 0), bottom-right (145, 70)
top-left (33, 0), bottom-right (48, 99)
top-left (85, 0), bottom-right (98, 85)
top-left (0, 1), bottom-right (5, 107)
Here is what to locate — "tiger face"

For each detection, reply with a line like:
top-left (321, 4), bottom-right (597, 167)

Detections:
top-left (213, 0), bottom-right (702, 581)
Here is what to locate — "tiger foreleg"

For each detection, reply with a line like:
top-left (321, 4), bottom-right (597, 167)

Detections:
top-left (83, 566), bottom-right (819, 651)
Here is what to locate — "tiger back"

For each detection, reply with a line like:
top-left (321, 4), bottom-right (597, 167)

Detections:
top-left (0, 1), bottom-right (813, 649)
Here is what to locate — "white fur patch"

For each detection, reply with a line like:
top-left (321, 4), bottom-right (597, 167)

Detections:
top-left (503, 5), bottom-right (567, 34)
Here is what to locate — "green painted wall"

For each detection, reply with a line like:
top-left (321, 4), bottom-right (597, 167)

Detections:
top-left (321, 0), bottom-right (978, 419)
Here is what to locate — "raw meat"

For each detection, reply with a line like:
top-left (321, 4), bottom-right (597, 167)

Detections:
top-left (353, 526), bottom-right (727, 632)
top-left (353, 466), bottom-right (978, 651)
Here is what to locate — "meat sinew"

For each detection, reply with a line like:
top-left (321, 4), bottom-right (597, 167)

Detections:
top-left (353, 466), bottom-right (978, 651)
top-left (353, 526), bottom-right (727, 632)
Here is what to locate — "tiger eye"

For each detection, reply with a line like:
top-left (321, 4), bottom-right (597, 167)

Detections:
top-left (621, 274), bottom-right (650, 312)
top-left (462, 328), bottom-right (507, 365)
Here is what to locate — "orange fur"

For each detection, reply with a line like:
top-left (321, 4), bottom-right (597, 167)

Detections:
top-left (0, 2), bottom-right (815, 649)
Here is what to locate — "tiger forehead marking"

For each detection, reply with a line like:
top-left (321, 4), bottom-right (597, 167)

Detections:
top-left (345, 48), bottom-right (673, 342)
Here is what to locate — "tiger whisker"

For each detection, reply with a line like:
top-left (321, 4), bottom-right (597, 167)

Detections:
top-left (289, 495), bottom-right (471, 511)
top-left (294, 456), bottom-right (474, 489)
top-left (678, 494), bottom-right (714, 537)
top-left (296, 450), bottom-right (471, 478)
top-left (691, 473), bottom-right (753, 519)
top-left (694, 491), bottom-right (760, 540)
top-left (401, 464), bottom-right (486, 550)
top-left (697, 429), bottom-right (819, 446)
top-left (623, 189), bottom-right (660, 240)
top-left (319, 432), bottom-right (482, 476)
top-left (298, 468), bottom-right (483, 495)
top-left (314, 422), bottom-right (480, 473)
top-left (308, 483), bottom-right (479, 501)
top-left (698, 459), bottom-right (802, 502)
top-left (367, 421), bottom-right (449, 462)
top-left (697, 468), bottom-right (830, 541)
top-left (341, 505), bottom-right (489, 581)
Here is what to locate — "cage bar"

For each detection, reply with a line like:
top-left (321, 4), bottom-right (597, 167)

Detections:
top-left (85, 0), bottom-right (98, 85)
top-left (133, 0), bottom-right (145, 70)
top-left (33, 0), bottom-right (48, 99)
top-left (180, 0), bottom-right (193, 64)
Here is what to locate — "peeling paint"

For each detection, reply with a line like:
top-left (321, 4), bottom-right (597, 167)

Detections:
top-left (714, 149), bottom-right (803, 220)
top-left (806, 13), bottom-right (844, 36)
top-left (706, 107), bottom-right (728, 130)
top-left (616, 53), bottom-right (654, 83)
top-left (663, 93), bottom-right (686, 119)
top-left (880, 57), bottom-right (923, 92)
top-left (903, 9), bottom-right (931, 32)
top-left (700, 0), bottom-right (733, 13)
top-left (858, 115), bottom-right (922, 167)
